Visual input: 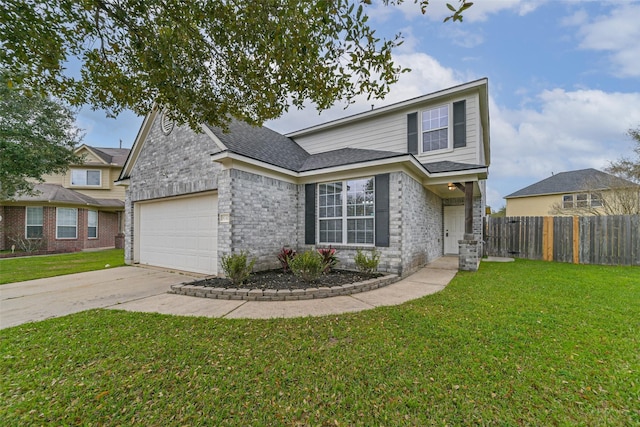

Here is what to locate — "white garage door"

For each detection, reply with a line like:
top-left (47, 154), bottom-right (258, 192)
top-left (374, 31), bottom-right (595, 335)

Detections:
top-left (138, 193), bottom-right (218, 275)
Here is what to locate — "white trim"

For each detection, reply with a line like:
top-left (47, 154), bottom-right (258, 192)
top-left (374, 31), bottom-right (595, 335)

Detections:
top-left (74, 144), bottom-right (111, 165)
top-left (419, 103), bottom-right (452, 154)
top-left (87, 210), bottom-right (98, 239)
top-left (316, 177), bottom-right (376, 246)
top-left (25, 206), bottom-right (44, 239)
top-left (70, 168), bottom-right (102, 187)
top-left (56, 207), bottom-right (78, 239)
top-left (201, 124), bottom-right (228, 151)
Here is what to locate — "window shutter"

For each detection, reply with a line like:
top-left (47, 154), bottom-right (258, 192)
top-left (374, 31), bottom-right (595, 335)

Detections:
top-left (407, 112), bottom-right (418, 154)
top-left (375, 174), bottom-right (390, 247)
top-left (453, 100), bottom-right (466, 148)
top-left (305, 183), bottom-right (316, 245)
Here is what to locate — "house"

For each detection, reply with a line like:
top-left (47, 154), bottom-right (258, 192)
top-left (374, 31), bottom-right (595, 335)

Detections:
top-left (504, 168), bottom-right (638, 216)
top-left (116, 79), bottom-right (491, 275)
top-left (0, 145), bottom-right (130, 254)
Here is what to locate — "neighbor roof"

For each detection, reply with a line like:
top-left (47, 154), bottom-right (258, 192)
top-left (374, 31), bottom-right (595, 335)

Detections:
top-left (10, 184), bottom-right (125, 208)
top-left (505, 168), bottom-right (636, 198)
top-left (85, 147), bottom-right (130, 166)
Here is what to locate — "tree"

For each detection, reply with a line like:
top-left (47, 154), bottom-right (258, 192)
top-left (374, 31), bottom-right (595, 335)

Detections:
top-left (606, 126), bottom-right (640, 183)
top-left (0, 0), bottom-right (472, 131)
top-left (0, 70), bottom-right (82, 200)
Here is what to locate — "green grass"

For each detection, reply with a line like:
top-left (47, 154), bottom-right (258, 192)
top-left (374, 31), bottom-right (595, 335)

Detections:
top-left (1, 260), bottom-right (638, 425)
top-left (0, 249), bottom-right (125, 284)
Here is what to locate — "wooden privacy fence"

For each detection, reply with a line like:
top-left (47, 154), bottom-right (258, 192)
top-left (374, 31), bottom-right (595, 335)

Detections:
top-left (485, 215), bottom-right (640, 266)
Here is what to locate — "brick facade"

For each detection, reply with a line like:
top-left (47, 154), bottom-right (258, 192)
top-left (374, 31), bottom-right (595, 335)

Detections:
top-left (123, 114), bottom-right (487, 276)
top-left (1, 205), bottom-right (120, 253)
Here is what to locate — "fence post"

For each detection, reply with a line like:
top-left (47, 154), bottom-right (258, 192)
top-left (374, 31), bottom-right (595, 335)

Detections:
top-left (543, 216), bottom-right (553, 261)
top-left (573, 216), bottom-right (580, 264)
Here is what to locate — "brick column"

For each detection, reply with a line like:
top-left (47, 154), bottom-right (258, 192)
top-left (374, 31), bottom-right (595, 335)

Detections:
top-left (458, 234), bottom-right (480, 271)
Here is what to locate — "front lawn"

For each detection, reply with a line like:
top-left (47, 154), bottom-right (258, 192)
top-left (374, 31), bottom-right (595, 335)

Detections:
top-left (1, 260), bottom-right (638, 425)
top-left (0, 249), bottom-right (125, 284)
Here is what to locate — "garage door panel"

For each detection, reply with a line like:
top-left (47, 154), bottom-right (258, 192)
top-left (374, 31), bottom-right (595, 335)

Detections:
top-left (138, 194), bottom-right (218, 275)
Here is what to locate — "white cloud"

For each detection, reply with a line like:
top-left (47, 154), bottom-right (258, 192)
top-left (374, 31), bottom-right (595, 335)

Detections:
top-left (490, 88), bottom-right (640, 200)
top-left (267, 52), bottom-right (464, 133)
top-left (571, 3), bottom-right (640, 77)
top-left (366, 0), bottom-right (544, 24)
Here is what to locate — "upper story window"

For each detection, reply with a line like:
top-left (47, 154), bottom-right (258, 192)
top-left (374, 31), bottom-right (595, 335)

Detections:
top-left (71, 169), bottom-right (101, 187)
top-left (318, 177), bottom-right (375, 245)
top-left (26, 206), bottom-right (43, 239)
top-left (422, 106), bottom-right (449, 152)
top-left (562, 193), bottom-right (602, 209)
top-left (408, 100), bottom-right (466, 155)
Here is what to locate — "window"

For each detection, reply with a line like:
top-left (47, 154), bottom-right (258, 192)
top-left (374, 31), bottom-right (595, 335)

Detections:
top-left (590, 193), bottom-right (602, 207)
top-left (88, 210), bottom-right (98, 239)
top-left (562, 195), bottom-right (574, 209)
top-left (56, 208), bottom-right (77, 239)
top-left (71, 169), bottom-right (101, 186)
top-left (422, 105), bottom-right (449, 152)
top-left (319, 178), bottom-right (374, 245)
top-left (26, 207), bottom-right (43, 238)
top-left (576, 193), bottom-right (588, 208)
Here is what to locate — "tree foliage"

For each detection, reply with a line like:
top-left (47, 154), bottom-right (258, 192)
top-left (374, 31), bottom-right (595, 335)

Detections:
top-left (0, 0), bottom-right (472, 131)
top-left (0, 70), bottom-right (82, 200)
top-left (606, 126), bottom-right (640, 184)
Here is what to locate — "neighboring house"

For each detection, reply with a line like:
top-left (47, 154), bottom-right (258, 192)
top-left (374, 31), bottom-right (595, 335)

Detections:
top-left (117, 79), bottom-right (491, 276)
top-left (0, 145), bottom-right (130, 253)
top-left (504, 168), bottom-right (638, 216)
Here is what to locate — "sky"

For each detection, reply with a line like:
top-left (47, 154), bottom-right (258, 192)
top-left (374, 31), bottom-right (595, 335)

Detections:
top-left (77, 0), bottom-right (640, 210)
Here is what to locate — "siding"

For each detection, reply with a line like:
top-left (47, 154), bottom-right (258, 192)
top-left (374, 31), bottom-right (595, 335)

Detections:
top-left (293, 93), bottom-right (482, 166)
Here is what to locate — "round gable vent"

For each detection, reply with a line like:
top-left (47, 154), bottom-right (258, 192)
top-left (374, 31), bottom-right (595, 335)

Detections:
top-left (161, 111), bottom-right (175, 135)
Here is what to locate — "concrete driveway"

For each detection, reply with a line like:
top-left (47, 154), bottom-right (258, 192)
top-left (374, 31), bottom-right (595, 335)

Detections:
top-left (0, 267), bottom-right (190, 329)
top-left (1, 257), bottom-right (458, 329)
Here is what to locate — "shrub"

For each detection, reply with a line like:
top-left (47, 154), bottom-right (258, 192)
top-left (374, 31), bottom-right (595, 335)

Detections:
top-left (220, 251), bottom-right (255, 285)
top-left (354, 248), bottom-right (380, 274)
top-left (289, 250), bottom-right (324, 282)
top-left (277, 247), bottom-right (297, 273)
top-left (317, 246), bottom-right (338, 274)
top-left (6, 226), bottom-right (47, 253)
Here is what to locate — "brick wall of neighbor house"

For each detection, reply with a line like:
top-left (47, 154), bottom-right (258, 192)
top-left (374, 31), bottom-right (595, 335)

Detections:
top-left (124, 116), bottom-right (224, 264)
top-left (219, 169), bottom-right (299, 271)
top-left (400, 173), bottom-right (443, 274)
top-left (2, 206), bottom-right (121, 253)
top-left (83, 211), bottom-right (119, 250)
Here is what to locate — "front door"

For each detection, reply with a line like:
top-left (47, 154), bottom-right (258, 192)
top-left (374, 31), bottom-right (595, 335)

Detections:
top-left (444, 205), bottom-right (465, 254)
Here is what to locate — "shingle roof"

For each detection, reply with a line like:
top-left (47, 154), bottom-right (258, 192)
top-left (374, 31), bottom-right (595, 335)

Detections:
top-left (205, 120), bottom-right (309, 171)
top-left (206, 120), bottom-right (487, 176)
top-left (505, 168), bottom-right (635, 198)
top-left (11, 184), bottom-right (124, 208)
top-left (300, 148), bottom-right (406, 172)
top-left (88, 147), bottom-right (130, 166)
top-left (422, 161), bottom-right (487, 173)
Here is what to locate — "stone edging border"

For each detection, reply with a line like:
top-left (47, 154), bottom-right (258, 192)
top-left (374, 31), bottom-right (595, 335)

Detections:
top-left (169, 273), bottom-right (400, 301)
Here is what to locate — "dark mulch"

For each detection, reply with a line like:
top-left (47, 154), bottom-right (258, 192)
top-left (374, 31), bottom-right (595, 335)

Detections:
top-left (194, 269), bottom-right (382, 291)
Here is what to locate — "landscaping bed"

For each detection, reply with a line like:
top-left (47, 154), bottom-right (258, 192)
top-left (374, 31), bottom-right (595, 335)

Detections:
top-left (171, 269), bottom-right (398, 301)
top-left (194, 269), bottom-right (382, 290)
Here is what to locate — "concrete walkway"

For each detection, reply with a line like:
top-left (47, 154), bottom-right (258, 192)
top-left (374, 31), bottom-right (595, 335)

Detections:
top-left (1, 257), bottom-right (457, 329)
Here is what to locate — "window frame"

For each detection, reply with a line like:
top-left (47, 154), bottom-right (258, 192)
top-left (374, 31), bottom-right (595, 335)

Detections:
top-left (56, 207), bottom-right (78, 239)
top-left (25, 206), bottom-right (44, 239)
top-left (562, 195), bottom-right (574, 209)
top-left (87, 210), bottom-right (98, 239)
top-left (71, 169), bottom-right (102, 187)
top-left (317, 177), bottom-right (375, 246)
top-left (420, 104), bottom-right (450, 153)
